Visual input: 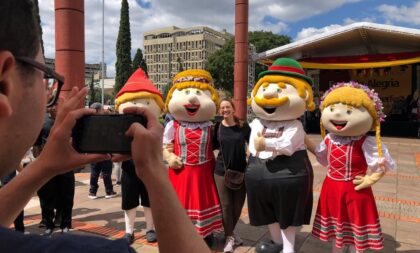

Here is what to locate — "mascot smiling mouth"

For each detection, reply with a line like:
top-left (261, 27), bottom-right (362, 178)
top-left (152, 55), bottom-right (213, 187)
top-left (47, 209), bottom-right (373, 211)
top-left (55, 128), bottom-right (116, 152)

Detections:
top-left (262, 107), bottom-right (276, 114)
top-left (184, 104), bottom-right (200, 116)
top-left (331, 120), bottom-right (347, 130)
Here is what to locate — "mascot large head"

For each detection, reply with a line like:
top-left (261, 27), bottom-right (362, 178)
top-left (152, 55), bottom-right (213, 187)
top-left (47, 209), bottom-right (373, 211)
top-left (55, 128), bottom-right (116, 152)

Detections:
top-left (165, 69), bottom-right (219, 122)
top-left (250, 58), bottom-right (315, 121)
top-left (115, 68), bottom-right (164, 117)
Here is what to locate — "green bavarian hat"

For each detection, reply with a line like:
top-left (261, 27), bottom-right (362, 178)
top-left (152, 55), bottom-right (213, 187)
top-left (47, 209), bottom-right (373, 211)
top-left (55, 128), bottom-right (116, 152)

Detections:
top-left (258, 58), bottom-right (313, 85)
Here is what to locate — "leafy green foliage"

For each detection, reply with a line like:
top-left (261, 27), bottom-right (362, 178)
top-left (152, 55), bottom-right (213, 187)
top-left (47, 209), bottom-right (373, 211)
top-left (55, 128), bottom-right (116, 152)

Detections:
top-left (205, 38), bottom-right (234, 92)
top-left (115, 0), bottom-right (133, 94)
top-left (132, 48), bottom-right (148, 75)
top-left (205, 31), bottom-right (291, 93)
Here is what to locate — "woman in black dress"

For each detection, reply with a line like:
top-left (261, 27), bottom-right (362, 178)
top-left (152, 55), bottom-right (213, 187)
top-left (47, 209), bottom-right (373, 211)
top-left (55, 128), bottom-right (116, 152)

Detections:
top-left (213, 98), bottom-right (251, 253)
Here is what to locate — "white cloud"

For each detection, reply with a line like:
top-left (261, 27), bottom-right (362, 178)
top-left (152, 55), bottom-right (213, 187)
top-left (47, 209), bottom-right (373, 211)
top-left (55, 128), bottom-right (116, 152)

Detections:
top-left (343, 17), bottom-right (376, 25)
top-left (39, 0), bottom-right (362, 77)
top-left (377, 1), bottom-right (420, 25)
top-left (295, 24), bottom-right (343, 41)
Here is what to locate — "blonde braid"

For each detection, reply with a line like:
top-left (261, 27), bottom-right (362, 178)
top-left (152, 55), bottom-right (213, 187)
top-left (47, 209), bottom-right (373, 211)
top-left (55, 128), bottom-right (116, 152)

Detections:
top-left (375, 120), bottom-right (383, 158)
top-left (320, 121), bottom-right (326, 139)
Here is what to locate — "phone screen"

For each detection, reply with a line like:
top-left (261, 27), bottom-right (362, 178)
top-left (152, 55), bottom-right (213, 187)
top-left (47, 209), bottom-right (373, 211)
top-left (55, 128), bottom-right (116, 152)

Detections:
top-left (72, 114), bottom-right (147, 154)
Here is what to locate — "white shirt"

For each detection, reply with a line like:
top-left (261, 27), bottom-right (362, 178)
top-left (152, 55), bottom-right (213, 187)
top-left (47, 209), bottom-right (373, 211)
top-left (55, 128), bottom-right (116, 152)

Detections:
top-left (163, 120), bottom-right (213, 144)
top-left (249, 118), bottom-right (306, 159)
top-left (315, 134), bottom-right (397, 172)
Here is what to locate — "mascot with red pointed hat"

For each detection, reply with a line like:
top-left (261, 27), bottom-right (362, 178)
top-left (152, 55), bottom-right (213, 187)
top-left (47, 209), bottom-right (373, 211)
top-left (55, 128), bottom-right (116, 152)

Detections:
top-left (163, 69), bottom-right (223, 246)
top-left (115, 68), bottom-right (164, 245)
top-left (247, 58), bottom-right (315, 253)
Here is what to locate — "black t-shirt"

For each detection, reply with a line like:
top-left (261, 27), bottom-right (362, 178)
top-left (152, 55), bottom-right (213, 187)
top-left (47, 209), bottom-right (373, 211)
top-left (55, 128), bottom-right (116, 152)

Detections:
top-left (0, 226), bottom-right (136, 253)
top-left (213, 122), bottom-right (251, 176)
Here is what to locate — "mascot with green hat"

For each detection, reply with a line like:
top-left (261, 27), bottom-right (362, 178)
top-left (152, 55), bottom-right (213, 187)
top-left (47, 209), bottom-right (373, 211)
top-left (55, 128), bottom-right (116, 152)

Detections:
top-left (246, 58), bottom-right (315, 253)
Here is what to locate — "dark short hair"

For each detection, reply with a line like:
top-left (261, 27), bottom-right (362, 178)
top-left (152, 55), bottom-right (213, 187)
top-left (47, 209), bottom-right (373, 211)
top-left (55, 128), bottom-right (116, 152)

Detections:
top-left (0, 0), bottom-right (40, 60)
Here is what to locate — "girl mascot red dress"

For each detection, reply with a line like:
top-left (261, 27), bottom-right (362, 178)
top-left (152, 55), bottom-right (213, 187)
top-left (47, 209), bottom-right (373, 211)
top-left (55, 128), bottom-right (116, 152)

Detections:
top-left (311, 81), bottom-right (396, 253)
top-left (163, 69), bottom-right (223, 245)
top-left (247, 58), bottom-right (315, 253)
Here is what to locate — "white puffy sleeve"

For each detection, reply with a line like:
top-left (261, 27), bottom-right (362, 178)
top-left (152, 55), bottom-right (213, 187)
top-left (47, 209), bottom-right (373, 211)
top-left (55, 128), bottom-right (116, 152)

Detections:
top-left (362, 136), bottom-right (397, 172)
top-left (163, 120), bottom-right (175, 144)
top-left (265, 120), bottom-right (305, 156)
top-left (315, 135), bottom-right (329, 167)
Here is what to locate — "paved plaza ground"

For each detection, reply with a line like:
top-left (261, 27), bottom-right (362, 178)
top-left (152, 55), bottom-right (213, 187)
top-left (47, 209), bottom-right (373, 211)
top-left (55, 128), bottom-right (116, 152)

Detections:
top-left (19, 135), bottom-right (420, 252)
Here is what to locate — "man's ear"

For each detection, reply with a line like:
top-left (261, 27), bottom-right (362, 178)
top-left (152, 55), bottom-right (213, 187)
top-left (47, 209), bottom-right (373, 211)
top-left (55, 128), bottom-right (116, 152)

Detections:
top-left (0, 51), bottom-right (15, 118)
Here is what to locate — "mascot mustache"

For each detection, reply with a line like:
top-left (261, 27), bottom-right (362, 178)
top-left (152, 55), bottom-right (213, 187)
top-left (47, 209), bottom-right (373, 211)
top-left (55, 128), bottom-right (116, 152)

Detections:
top-left (253, 96), bottom-right (289, 107)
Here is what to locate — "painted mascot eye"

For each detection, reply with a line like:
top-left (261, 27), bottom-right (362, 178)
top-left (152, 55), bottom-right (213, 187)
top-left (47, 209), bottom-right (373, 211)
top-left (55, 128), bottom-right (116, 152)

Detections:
top-left (277, 88), bottom-right (281, 92)
top-left (346, 109), bottom-right (352, 115)
top-left (185, 89), bottom-right (190, 95)
top-left (330, 106), bottom-right (334, 112)
top-left (196, 90), bottom-right (201, 95)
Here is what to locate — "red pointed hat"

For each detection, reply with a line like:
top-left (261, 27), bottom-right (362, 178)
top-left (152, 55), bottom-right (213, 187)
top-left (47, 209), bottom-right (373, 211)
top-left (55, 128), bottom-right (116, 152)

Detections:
top-left (115, 68), bottom-right (162, 99)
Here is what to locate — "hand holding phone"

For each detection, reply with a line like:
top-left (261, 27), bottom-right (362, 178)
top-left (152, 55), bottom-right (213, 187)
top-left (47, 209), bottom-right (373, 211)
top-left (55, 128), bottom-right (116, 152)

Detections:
top-left (72, 114), bottom-right (147, 154)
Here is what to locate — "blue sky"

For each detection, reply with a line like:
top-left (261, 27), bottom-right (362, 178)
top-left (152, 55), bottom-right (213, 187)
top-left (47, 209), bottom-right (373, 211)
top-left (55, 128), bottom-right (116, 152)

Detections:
top-left (39, 0), bottom-right (420, 76)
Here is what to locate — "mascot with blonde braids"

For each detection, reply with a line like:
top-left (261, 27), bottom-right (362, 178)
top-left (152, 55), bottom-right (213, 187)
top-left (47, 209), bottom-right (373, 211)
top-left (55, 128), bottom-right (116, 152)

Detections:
top-left (247, 58), bottom-right (315, 253)
top-left (311, 81), bottom-right (396, 253)
top-left (163, 69), bottom-right (223, 246)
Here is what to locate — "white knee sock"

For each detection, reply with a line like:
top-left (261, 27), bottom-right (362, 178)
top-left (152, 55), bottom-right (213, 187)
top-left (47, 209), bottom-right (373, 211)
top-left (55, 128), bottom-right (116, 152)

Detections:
top-left (124, 208), bottom-right (136, 234)
top-left (268, 223), bottom-right (282, 245)
top-left (281, 227), bottom-right (296, 253)
top-left (144, 207), bottom-right (154, 231)
top-left (348, 244), bottom-right (363, 253)
top-left (332, 240), bottom-right (343, 253)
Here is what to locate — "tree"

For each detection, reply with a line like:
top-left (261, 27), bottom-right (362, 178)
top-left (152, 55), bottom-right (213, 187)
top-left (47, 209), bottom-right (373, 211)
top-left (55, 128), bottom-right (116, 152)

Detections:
top-left (162, 81), bottom-right (173, 102)
top-left (132, 48), bottom-right (148, 75)
top-left (177, 57), bottom-right (184, 72)
top-left (205, 31), bottom-right (291, 93)
top-left (205, 38), bottom-right (234, 92)
top-left (249, 31), bottom-right (291, 77)
top-left (33, 0), bottom-right (44, 55)
top-left (115, 0), bottom-right (133, 94)
top-left (88, 74), bottom-right (96, 105)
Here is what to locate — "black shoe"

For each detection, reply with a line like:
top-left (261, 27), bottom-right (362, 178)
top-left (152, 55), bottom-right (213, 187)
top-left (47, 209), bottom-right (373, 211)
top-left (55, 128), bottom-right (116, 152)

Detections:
top-left (204, 234), bottom-right (214, 248)
top-left (146, 230), bottom-right (157, 243)
top-left (41, 228), bottom-right (54, 237)
top-left (124, 233), bottom-right (134, 245)
top-left (255, 241), bottom-right (282, 253)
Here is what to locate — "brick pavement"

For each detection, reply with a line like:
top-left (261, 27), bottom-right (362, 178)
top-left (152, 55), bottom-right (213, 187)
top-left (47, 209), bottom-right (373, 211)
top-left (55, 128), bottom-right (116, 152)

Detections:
top-left (20, 135), bottom-right (420, 252)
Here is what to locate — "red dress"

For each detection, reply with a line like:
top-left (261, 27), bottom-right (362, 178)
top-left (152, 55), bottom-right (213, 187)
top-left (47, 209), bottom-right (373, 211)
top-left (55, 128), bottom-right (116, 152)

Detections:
top-left (312, 136), bottom-right (383, 251)
top-left (168, 121), bottom-right (223, 237)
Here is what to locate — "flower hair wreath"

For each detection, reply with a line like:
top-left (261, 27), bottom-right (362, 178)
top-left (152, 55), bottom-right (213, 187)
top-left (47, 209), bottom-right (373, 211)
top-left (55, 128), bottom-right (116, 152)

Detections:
top-left (320, 81), bottom-right (386, 122)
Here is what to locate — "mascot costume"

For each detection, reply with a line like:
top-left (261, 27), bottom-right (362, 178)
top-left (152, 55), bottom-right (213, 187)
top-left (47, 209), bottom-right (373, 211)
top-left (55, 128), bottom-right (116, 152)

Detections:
top-left (247, 58), bottom-right (315, 253)
top-left (115, 68), bottom-right (164, 244)
top-left (163, 69), bottom-right (223, 245)
top-left (311, 81), bottom-right (396, 253)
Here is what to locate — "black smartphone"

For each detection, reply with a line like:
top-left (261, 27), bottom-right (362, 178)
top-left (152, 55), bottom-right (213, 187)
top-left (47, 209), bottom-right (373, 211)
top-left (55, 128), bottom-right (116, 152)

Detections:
top-left (72, 114), bottom-right (147, 154)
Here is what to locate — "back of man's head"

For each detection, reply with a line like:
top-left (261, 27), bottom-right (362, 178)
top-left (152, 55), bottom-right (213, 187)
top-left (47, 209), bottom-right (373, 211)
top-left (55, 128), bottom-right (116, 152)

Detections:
top-left (0, 0), bottom-right (40, 59)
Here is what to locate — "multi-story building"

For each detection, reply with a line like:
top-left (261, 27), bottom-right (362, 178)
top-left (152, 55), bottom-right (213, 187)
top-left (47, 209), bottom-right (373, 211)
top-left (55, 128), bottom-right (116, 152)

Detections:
top-left (143, 26), bottom-right (233, 91)
top-left (45, 58), bottom-right (107, 82)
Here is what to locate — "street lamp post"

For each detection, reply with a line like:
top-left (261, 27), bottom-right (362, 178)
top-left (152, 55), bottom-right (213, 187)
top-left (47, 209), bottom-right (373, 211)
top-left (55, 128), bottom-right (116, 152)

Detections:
top-left (101, 0), bottom-right (105, 105)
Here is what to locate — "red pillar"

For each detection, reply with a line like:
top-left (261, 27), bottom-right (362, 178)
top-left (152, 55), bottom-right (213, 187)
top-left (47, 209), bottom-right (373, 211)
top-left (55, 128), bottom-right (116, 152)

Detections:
top-left (233, 0), bottom-right (249, 120)
top-left (55, 0), bottom-right (85, 103)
